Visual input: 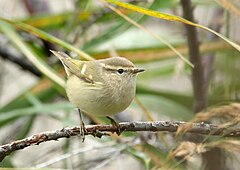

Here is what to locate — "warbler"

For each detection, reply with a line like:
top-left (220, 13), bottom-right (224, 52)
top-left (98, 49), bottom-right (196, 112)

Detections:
top-left (51, 50), bottom-right (144, 141)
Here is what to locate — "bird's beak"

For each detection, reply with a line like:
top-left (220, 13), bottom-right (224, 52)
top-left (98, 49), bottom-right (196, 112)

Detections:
top-left (132, 68), bottom-right (145, 74)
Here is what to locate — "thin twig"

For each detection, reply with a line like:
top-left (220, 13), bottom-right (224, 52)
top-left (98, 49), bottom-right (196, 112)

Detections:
top-left (0, 121), bottom-right (239, 162)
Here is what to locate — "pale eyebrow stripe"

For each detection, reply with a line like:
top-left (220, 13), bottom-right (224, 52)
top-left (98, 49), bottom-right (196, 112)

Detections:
top-left (81, 63), bottom-right (87, 75)
top-left (100, 63), bottom-right (106, 68)
top-left (100, 63), bottom-right (117, 70)
top-left (100, 63), bottom-right (134, 71)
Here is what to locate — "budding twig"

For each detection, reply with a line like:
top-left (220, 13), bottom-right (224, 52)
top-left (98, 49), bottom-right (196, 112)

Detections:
top-left (0, 120), bottom-right (239, 162)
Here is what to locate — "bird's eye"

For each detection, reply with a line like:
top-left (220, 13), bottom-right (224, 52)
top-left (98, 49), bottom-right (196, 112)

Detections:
top-left (117, 69), bottom-right (124, 74)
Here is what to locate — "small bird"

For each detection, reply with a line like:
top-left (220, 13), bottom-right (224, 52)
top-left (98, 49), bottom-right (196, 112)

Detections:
top-left (51, 50), bottom-right (144, 141)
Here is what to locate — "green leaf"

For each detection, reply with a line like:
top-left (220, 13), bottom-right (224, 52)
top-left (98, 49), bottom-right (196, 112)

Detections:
top-left (20, 11), bottom-right (91, 30)
top-left (106, 0), bottom-right (240, 52)
top-left (0, 102), bottom-right (74, 128)
top-left (84, 0), bottom-right (173, 52)
top-left (83, 11), bottom-right (143, 51)
top-left (126, 147), bottom-right (151, 170)
top-left (0, 17), bottom-right (93, 61)
top-left (137, 85), bottom-right (193, 109)
top-left (0, 82), bottom-right (59, 113)
top-left (16, 115), bottom-right (36, 140)
top-left (141, 143), bottom-right (185, 170)
top-left (0, 20), bottom-right (65, 87)
top-left (136, 94), bottom-right (193, 121)
top-left (0, 157), bottom-right (14, 167)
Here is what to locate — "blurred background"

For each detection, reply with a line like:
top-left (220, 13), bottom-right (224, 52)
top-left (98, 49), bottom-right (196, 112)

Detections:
top-left (0, 0), bottom-right (239, 169)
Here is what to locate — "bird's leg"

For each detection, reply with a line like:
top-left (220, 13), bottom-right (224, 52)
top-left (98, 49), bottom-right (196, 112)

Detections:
top-left (78, 109), bottom-right (86, 142)
top-left (106, 116), bottom-right (122, 136)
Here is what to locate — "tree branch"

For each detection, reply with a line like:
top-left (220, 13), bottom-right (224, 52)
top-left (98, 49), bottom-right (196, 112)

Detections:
top-left (0, 48), bottom-right (42, 77)
top-left (181, 0), bottom-right (206, 113)
top-left (0, 121), bottom-right (239, 162)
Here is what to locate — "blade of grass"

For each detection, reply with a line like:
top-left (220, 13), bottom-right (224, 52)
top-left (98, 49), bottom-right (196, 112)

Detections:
top-left (136, 94), bottom-right (193, 120)
top-left (16, 115), bottom-right (36, 140)
top-left (0, 79), bottom-right (60, 112)
top-left (93, 41), bottom-right (232, 62)
top-left (83, 0), bottom-right (161, 51)
top-left (136, 84), bottom-right (227, 109)
top-left (102, 0), bottom-right (194, 68)
top-left (21, 11), bottom-right (91, 29)
top-left (0, 17), bottom-right (94, 61)
top-left (126, 147), bottom-right (151, 170)
top-left (0, 102), bottom-right (74, 127)
top-left (0, 20), bottom-right (65, 87)
top-left (83, 14), bottom-right (140, 51)
top-left (105, 0), bottom-right (240, 52)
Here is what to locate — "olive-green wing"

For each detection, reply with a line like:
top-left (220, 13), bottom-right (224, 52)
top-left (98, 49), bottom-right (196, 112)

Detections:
top-left (50, 50), bottom-right (93, 83)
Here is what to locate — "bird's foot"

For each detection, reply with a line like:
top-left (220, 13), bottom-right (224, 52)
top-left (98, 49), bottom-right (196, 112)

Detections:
top-left (79, 121), bottom-right (86, 142)
top-left (106, 116), bottom-right (122, 136)
top-left (78, 109), bottom-right (86, 142)
top-left (92, 130), bottom-right (110, 138)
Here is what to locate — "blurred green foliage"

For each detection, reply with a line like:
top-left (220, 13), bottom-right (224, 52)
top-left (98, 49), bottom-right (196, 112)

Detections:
top-left (0, 0), bottom-right (239, 169)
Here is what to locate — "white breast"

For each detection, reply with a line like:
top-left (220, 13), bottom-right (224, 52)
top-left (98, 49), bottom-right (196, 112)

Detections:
top-left (66, 75), bottom-right (136, 117)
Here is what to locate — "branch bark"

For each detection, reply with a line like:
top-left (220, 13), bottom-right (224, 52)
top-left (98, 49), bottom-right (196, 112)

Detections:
top-left (181, 1), bottom-right (228, 169)
top-left (0, 48), bottom-right (42, 77)
top-left (181, 0), bottom-right (206, 113)
top-left (0, 121), bottom-right (239, 162)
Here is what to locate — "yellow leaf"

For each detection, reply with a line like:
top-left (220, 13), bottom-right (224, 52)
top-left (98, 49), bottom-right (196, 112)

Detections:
top-left (106, 0), bottom-right (240, 52)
